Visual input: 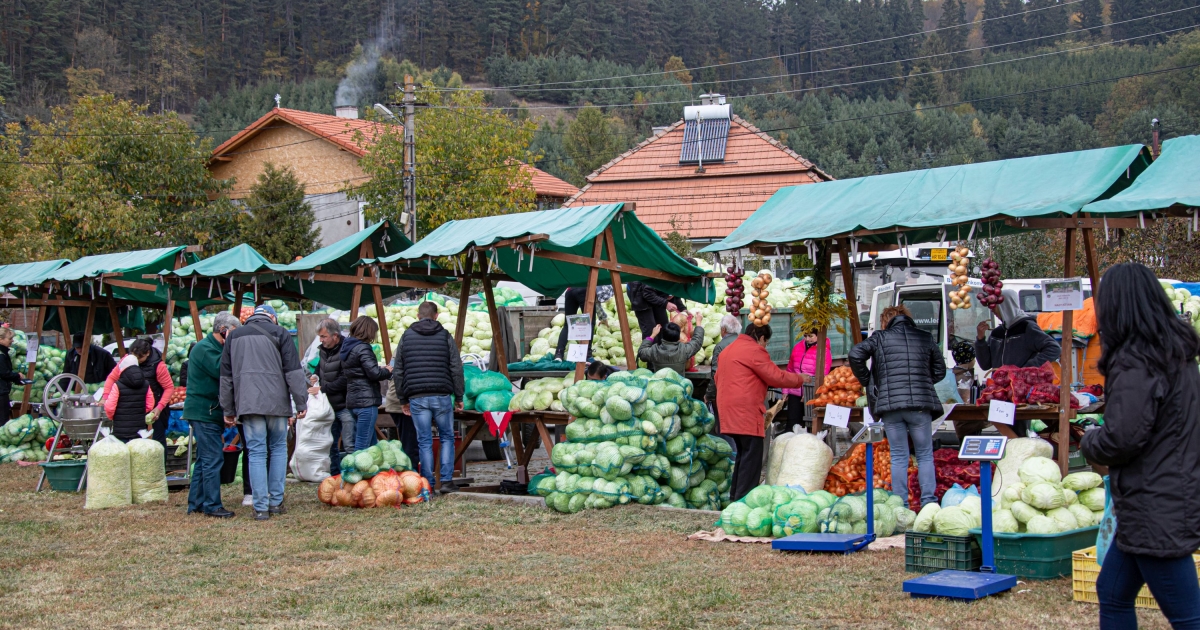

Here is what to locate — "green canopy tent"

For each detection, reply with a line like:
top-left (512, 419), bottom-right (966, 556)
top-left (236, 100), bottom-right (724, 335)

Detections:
top-left (1083, 135), bottom-right (1200, 231)
top-left (0, 259), bottom-right (73, 413)
top-left (374, 203), bottom-right (716, 379)
top-left (702, 145), bottom-right (1155, 476)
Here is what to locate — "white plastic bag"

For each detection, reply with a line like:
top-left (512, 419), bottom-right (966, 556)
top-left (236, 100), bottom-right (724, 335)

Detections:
top-left (764, 428), bottom-right (797, 485)
top-left (85, 434), bottom-right (132, 509)
top-left (772, 425), bottom-right (834, 493)
top-left (289, 391), bottom-right (335, 482)
top-left (128, 438), bottom-right (169, 504)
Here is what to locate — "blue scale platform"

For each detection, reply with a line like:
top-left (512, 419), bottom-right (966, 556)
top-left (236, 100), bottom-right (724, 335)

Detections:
top-left (903, 570), bottom-right (1018, 600)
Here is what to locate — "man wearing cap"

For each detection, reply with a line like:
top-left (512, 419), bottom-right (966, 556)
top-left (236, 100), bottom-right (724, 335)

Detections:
top-left (63, 332), bottom-right (117, 384)
top-left (220, 305), bottom-right (308, 521)
top-left (636, 314), bottom-right (705, 375)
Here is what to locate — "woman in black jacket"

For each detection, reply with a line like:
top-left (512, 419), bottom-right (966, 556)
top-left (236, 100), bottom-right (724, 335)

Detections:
top-left (1081, 263), bottom-right (1200, 629)
top-left (342, 316), bottom-right (392, 451)
top-left (0, 329), bottom-right (27, 426)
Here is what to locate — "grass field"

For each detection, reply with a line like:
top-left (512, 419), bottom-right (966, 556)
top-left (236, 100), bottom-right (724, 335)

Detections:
top-left (0, 465), bottom-right (1169, 629)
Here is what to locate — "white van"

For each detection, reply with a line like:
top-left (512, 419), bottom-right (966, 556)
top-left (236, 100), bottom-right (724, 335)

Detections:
top-left (868, 272), bottom-right (994, 367)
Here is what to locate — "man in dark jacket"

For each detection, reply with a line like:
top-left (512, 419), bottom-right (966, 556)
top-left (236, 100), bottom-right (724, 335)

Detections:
top-left (849, 306), bottom-right (946, 508)
top-left (64, 332), bottom-right (117, 384)
top-left (184, 311), bottom-right (239, 518)
top-left (393, 301), bottom-right (464, 494)
top-left (220, 304), bottom-right (307, 520)
top-left (964, 288), bottom-right (1061, 439)
top-left (307, 318), bottom-right (353, 471)
top-left (636, 316), bottom-right (704, 375)
top-left (628, 281), bottom-right (685, 339)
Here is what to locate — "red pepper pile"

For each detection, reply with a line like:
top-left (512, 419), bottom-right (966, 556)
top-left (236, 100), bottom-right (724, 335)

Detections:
top-left (907, 448), bottom-right (981, 511)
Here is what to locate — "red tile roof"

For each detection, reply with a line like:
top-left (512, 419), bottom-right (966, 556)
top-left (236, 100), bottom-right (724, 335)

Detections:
top-left (211, 107), bottom-right (578, 200)
top-left (567, 115), bottom-right (830, 239)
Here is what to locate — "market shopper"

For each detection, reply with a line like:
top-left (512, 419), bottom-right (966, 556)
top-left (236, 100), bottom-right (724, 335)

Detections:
top-left (585, 361), bottom-right (616, 380)
top-left (716, 323), bottom-right (808, 501)
top-left (636, 313), bottom-right (705, 375)
top-left (134, 339), bottom-right (175, 446)
top-left (308, 318), bottom-right (353, 470)
top-left (848, 305), bottom-right (946, 508)
top-left (1080, 263), bottom-right (1200, 629)
top-left (553, 284), bottom-right (613, 361)
top-left (103, 354), bottom-right (156, 442)
top-left (341, 316), bottom-right (392, 451)
top-left (783, 329), bottom-right (832, 427)
top-left (0, 328), bottom-right (29, 426)
top-left (64, 332), bottom-right (117, 384)
top-left (220, 304), bottom-right (308, 521)
top-left (393, 301), bottom-right (465, 494)
top-left (627, 281), bottom-right (685, 339)
top-left (702, 315), bottom-right (741, 433)
top-left (183, 312), bottom-right (239, 519)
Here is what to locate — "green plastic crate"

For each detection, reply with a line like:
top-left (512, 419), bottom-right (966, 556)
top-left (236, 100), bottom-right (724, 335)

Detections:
top-left (905, 531), bottom-right (982, 574)
top-left (970, 525), bottom-right (1099, 580)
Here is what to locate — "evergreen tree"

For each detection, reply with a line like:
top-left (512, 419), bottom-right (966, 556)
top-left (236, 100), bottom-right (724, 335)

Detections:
top-left (1076, 0), bottom-right (1104, 40)
top-left (1025, 0), bottom-right (1068, 47)
top-left (241, 163), bottom-right (321, 264)
top-left (0, 64), bottom-right (15, 100)
top-left (908, 60), bottom-right (940, 105)
top-left (563, 105), bottom-right (627, 185)
top-left (1002, 0), bottom-right (1029, 49)
top-left (981, 0), bottom-right (1010, 48)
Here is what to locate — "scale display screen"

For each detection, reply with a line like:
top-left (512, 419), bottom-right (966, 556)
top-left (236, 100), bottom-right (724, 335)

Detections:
top-left (958, 436), bottom-right (1008, 461)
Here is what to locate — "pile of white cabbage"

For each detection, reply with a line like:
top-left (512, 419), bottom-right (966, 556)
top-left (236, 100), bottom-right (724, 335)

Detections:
top-left (819, 489), bottom-right (918, 537)
top-left (532, 367), bottom-right (733, 511)
top-left (717, 484), bottom-right (916, 539)
top-left (1161, 281), bottom-right (1200, 334)
top-left (509, 375), bottom-right (573, 412)
top-left (521, 314), bottom-right (642, 368)
top-left (914, 457), bottom-right (1104, 536)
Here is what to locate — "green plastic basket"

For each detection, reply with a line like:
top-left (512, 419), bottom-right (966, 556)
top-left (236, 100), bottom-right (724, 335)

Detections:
top-left (38, 460), bottom-right (86, 492)
top-left (970, 525), bottom-right (1099, 580)
top-left (905, 531), bottom-right (982, 574)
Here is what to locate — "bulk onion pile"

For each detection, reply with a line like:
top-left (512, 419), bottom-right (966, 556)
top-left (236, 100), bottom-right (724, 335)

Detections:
top-left (806, 366), bottom-right (864, 408)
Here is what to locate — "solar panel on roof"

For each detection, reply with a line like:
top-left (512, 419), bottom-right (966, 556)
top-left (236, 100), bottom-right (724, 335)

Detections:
top-left (680, 117), bottom-right (730, 164)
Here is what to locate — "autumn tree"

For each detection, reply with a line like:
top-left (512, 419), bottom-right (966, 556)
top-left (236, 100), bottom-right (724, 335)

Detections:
top-left (564, 104), bottom-right (628, 186)
top-left (0, 112), bottom-right (54, 264)
top-left (240, 163), bottom-right (321, 263)
top-left (351, 86), bottom-right (537, 238)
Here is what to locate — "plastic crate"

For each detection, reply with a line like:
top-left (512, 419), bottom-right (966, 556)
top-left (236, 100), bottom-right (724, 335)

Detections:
top-left (970, 525), bottom-right (1098, 580)
top-left (1072, 546), bottom-right (1200, 609)
top-left (905, 531), bottom-right (982, 573)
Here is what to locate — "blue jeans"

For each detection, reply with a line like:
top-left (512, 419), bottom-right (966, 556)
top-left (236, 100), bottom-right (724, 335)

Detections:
top-left (1098, 543), bottom-right (1200, 629)
top-left (880, 409), bottom-right (936, 507)
top-left (329, 408), bottom-right (355, 472)
top-left (349, 407), bottom-right (379, 452)
top-left (242, 415), bottom-right (288, 513)
top-left (411, 395), bottom-right (454, 485)
top-left (187, 420), bottom-right (225, 514)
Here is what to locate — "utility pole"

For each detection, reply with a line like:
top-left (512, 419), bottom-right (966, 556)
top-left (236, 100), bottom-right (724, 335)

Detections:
top-left (403, 75), bottom-right (417, 241)
top-left (1151, 118), bottom-right (1161, 160)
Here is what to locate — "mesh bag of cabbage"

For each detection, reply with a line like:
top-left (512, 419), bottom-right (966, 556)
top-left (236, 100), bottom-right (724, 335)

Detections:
top-left (529, 471), bottom-right (556, 496)
top-left (818, 489), bottom-right (912, 537)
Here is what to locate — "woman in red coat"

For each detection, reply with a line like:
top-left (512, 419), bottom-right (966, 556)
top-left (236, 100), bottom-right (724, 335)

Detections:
top-left (716, 324), bottom-right (809, 501)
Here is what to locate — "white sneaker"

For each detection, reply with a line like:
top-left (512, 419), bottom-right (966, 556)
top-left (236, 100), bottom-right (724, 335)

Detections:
top-left (242, 494), bottom-right (253, 507)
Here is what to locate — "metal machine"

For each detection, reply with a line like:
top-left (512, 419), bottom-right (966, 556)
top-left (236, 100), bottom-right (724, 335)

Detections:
top-left (36, 373), bottom-right (108, 492)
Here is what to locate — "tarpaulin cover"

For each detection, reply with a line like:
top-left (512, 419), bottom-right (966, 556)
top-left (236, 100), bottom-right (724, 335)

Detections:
top-left (0, 260), bottom-right (71, 292)
top-left (158, 243), bottom-right (290, 303)
top-left (702, 145), bottom-right (1150, 252)
top-left (0, 259), bottom-right (143, 334)
top-left (1084, 135), bottom-right (1200, 215)
top-left (276, 222), bottom-right (446, 310)
top-left (377, 203), bottom-right (714, 302)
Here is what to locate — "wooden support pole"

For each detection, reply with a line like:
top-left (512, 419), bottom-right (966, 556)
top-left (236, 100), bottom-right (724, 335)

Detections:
top-left (76, 303), bottom-right (96, 384)
top-left (481, 273), bottom-right (508, 378)
top-left (232, 284), bottom-right (244, 321)
top-left (574, 237), bottom-right (603, 382)
top-left (108, 301), bottom-right (126, 357)
top-left (838, 237), bottom-right (862, 343)
top-left (348, 242), bottom-right (370, 316)
top-left (361, 240), bottom-right (393, 365)
top-left (19, 305), bottom-right (46, 414)
top-left (162, 297), bottom-right (175, 341)
top-left (454, 253), bottom-right (473, 350)
top-left (1082, 227), bottom-right (1101, 292)
top-left (189, 301), bottom-right (204, 343)
top-left (1058, 228), bottom-right (1077, 477)
top-left (811, 241), bottom-right (831, 435)
top-left (604, 228), bottom-right (637, 371)
top-left (56, 306), bottom-right (71, 348)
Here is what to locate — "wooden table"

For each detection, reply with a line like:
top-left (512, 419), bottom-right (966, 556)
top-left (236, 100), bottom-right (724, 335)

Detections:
top-left (452, 409), bottom-right (573, 492)
top-left (812, 404), bottom-right (1070, 431)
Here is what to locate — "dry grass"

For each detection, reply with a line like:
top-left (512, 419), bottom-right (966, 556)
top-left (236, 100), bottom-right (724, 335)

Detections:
top-left (0, 465), bottom-right (1169, 629)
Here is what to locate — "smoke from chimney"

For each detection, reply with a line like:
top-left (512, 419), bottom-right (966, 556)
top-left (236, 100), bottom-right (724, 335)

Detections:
top-left (334, 3), bottom-right (401, 107)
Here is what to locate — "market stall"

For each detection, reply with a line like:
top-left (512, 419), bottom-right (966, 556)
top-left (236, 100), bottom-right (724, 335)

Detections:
top-left (371, 203), bottom-right (716, 488)
top-left (702, 143), bottom-right (1159, 476)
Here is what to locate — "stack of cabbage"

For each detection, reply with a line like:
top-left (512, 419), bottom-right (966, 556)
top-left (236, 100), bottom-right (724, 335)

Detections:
top-left (508, 375), bottom-right (573, 413)
top-left (368, 301), bottom-right (494, 359)
top-left (521, 316), bottom-right (642, 368)
top-left (463, 366), bottom-right (514, 411)
top-left (1161, 281), bottom-right (1200, 334)
top-left (337, 440), bottom-right (413, 484)
top-left (913, 457), bottom-right (1104, 536)
top-left (0, 414), bottom-right (58, 463)
top-left (818, 489), bottom-right (918, 537)
top-left (535, 367), bottom-right (733, 512)
top-left (717, 484), bottom-right (840, 537)
top-left (15, 344), bottom-right (69, 404)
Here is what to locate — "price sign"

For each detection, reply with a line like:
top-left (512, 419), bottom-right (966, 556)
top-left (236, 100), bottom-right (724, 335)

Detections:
top-left (1041, 278), bottom-right (1084, 312)
top-left (25, 338), bottom-right (38, 365)
top-left (565, 343), bottom-right (588, 363)
top-left (988, 400), bottom-right (1016, 426)
top-left (566, 314), bottom-right (593, 341)
top-left (825, 405), bottom-right (852, 429)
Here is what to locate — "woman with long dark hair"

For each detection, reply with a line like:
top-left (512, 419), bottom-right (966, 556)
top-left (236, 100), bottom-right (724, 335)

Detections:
top-left (342, 316), bottom-right (392, 451)
top-left (1081, 263), bottom-right (1200, 629)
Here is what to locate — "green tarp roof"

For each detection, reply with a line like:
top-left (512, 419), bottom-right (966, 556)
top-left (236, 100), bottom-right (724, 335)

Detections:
top-left (1084, 135), bottom-right (1200, 214)
top-left (702, 145), bottom-right (1150, 252)
top-left (170, 243), bottom-right (288, 279)
top-left (378, 203), bottom-right (714, 302)
top-left (0, 260), bottom-right (71, 292)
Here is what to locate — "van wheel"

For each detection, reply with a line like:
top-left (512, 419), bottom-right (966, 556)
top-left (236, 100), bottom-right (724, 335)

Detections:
top-left (482, 440), bottom-right (504, 461)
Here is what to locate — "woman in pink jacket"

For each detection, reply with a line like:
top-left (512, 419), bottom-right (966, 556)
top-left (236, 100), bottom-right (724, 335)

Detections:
top-left (784, 329), bottom-right (831, 426)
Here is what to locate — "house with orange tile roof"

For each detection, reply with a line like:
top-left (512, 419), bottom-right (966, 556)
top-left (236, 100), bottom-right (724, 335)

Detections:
top-left (566, 95), bottom-right (831, 244)
top-left (208, 106), bottom-right (578, 246)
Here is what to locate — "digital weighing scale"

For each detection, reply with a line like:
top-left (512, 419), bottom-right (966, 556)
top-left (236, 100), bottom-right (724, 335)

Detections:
top-left (902, 435), bottom-right (1019, 600)
top-left (772, 422), bottom-right (886, 554)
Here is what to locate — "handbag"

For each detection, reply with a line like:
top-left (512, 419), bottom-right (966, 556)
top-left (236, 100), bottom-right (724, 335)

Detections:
top-left (1095, 475), bottom-right (1117, 566)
